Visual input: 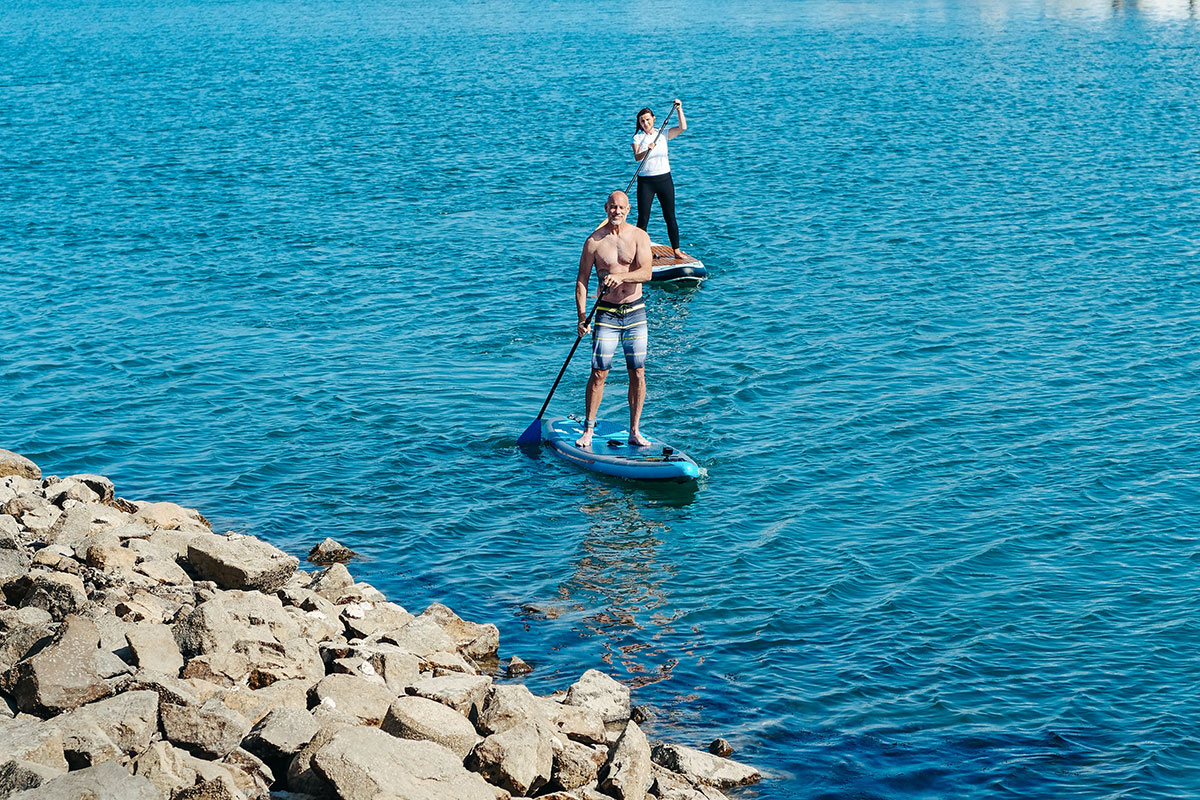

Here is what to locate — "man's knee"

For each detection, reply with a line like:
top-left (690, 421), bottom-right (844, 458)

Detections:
top-left (627, 366), bottom-right (645, 381)
top-left (590, 369), bottom-right (610, 384)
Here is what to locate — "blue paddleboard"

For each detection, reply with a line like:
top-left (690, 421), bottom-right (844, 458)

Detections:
top-left (543, 417), bottom-right (701, 482)
top-left (650, 243), bottom-right (708, 286)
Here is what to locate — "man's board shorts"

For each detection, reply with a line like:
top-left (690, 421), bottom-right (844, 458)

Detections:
top-left (592, 298), bottom-right (648, 371)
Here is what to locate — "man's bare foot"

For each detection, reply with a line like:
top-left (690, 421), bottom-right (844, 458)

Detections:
top-left (629, 431), bottom-right (650, 447)
top-left (575, 428), bottom-right (594, 448)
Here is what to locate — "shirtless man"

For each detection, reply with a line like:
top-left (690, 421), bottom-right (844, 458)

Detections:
top-left (575, 191), bottom-right (654, 449)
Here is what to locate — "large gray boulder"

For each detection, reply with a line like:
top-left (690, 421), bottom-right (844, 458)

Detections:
top-left (7, 614), bottom-right (111, 715)
top-left (341, 601), bottom-right (415, 640)
top-left (66, 689), bottom-right (160, 756)
top-left (552, 739), bottom-right (608, 792)
top-left (0, 548), bottom-right (31, 586)
top-left (476, 684), bottom-right (605, 745)
top-left (0, 607), bottom-right (55, 675)
top-left (19, 571), bottom-right (87, 621)
top-left (309, 674), bottom-right (396, 726)
top-left (187, 533), bottom-right (298, 592)
top-left (312, 726), bottom-right (505, 800)
top-left (55, 715), bottom-right (122, 769)
top-left (564, 669), bottom-right (630, 723)
top-left (0, 718), bottom-right (68, 771)
top-left (466, 719), bottom-right (556, 796)
top-left (418, 603), bottom-right (500, 661)
top-left (0, 450), bottom-right (40, 481)
top-left (132, 740), bottom-right (199, 798)
top-left (306, 564), bottom-right (354, 601)
top-left (406, 673), bottom-right (492, 717)
top-left (132, 501), bottom-right (210, 531)
top-left (600, 721), bottom-right (653, 800)
top-left (126, 623), bottom-right (185, 675)
top-left (43, 502), bottom-right (127, 549)
top-left (161, 697), bottom-right (253, 759)
top-left (243, 707), bottom-right (320, 776)
top-left (6, 759), bottom-right (160, 800)
top-left (651, 742), bottom-right (761, 788)
top-left (241, 637), bottom-right (325, 688)
top-left (381, 695), bottom-right (481, 759)
top-left (377, 616), bottom-right (458, 658)
top-left (173, 590), bottom-right (299, 657)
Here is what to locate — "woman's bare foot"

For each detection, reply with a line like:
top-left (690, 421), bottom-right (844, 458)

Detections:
top-left (628, 431), bottom-right (650, 447)
top-left (575, 427), bottom-right (594, 448)
top-left (672, 248), bottom-right (686, 259)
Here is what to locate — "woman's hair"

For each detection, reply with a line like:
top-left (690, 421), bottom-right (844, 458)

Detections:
top-left (635, 107), bottom-right (654, 133)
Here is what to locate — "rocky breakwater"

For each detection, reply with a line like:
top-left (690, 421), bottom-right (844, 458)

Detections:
top-left (0, 448), bottom-right (760, 800)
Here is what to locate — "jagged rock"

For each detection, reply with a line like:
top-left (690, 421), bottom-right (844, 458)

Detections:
top-left (135, 558), bottom-right (193, 587)
top-left (161, 697), bottom-right (253, 759)
top-left (600, 721), bottom-right (653, 800)
top-left (507, 655), bottom-right (533, 676)
top-left (182, 650), bottom-right (252, 686)
top-left (308, 674), bottom-right (396, 726)
top-left (341, 601), bottom-right (415, 640)
top-left (466, 719), bottom-right (556, 796)
top-left (375, 616), bottom-right (458, 658)
top-left (240, 637), bottom-right (325, 689)
top-left (306, 564), bottom-right (353, 601)
top-left (0, 718), bottom-right (68, 771)
top-left (83, 534), bottom-right (138, 572)
top-left (54, 689), bottom-right (160, 758)
top-left (115, 590), bottom-right (179, 624)
top-left (312, 726), bottom-right (505, 800)
top-left (143, 528), bottom-right (197, 560)
top-left (43, 502), bottom-right (126, 549)
top-left (68, 474), bottom-right (115, 503)
top-left (0, 607), bottom-right (54, 675)
top-left (27, 546), bottom-right (71, 571)
top-left (19, 571), bottom-right (87, 621)
top-left (287, 720), bottom-right (353, 797)
top-left (187, 534), bottom-right (298, 592)
top-left (418, 602), bottom-right (500, 661)
top-left (307, 537), bottom-right (357, 565)
top-left (285, 606), bottom-right (343, 644)
top-left (0, 760), bottom-right (64, 798)
top-left (173, 775), bottom-right (243, 800)
top-left (381, 695), bottom-right (481, 759)
top-left (8, 614), bottom-right (111, 715)
top-left (552, 739), bottom-right (608, 792)
top-left (43, 478), bottom-right (100, 508)
top-left (173, 591), bottom-right (299, 657)
top-left (133, 740), bottom-right (199, 797)
top-left (476, 684), bottom-right (605, 745)
top-left (0, 513), bottom-right (20, 543)
top-left (334, 582), bottom-right (386, 604)
top-left (650, 742), bottom-right (761, 788)
top-left (126, 623), bottom-right (185, 675)
top-left (4, 759), bottom-right (160, 800)
top-left (219, 678), bottom-right (312, 725)
top-left (55, 715), bottom-right (123, 768)
top-left (421, 649), bottom-right (478, 676)
top-left (564, 669), bottom-right (630, 723)
top-left (221, 747), bottom-right (273, 800)
top-left (708, 738), bottom-right (733, 757)
top-left (0, 451), bottom-right (40, 481)
top-left (133, 501), bottom-right (210, 531)
top-left (406, 673), bottom-right (492, 717)
top-left (243, 707), bottom-right (319, 777)
top-left (0, 548), bottom-right (31, 585)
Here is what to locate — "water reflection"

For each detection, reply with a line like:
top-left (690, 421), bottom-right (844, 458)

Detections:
top-left (553, 483), bottom-right (700, 688)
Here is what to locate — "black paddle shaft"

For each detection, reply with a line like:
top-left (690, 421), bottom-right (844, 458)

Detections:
top-left (533, 290), bottom-right (606, 423)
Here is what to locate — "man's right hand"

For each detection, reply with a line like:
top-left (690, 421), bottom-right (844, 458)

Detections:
top-left (577, 319), bottom-right (590, 337)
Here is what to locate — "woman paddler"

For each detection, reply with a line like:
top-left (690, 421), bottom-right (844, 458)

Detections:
top-left (631, 99), bottom-right (688, 259)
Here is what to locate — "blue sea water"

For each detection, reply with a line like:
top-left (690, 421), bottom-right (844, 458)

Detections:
top-left (4, 0), bottom-right (1200, 796)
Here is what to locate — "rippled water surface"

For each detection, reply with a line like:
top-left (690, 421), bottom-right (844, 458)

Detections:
top-left (5, 0), bottom-right (1200, 797)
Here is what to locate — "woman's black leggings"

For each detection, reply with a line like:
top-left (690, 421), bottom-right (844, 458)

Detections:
top-left (636, 172), bottom-right (680, 250)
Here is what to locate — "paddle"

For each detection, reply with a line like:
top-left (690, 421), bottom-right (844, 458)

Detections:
top-left (595, 103), bottom-right (678, 231)
top-left (517, 289), bottom-right (608, 446)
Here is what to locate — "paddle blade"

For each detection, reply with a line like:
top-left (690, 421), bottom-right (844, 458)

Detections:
top-left (516, 419), bottom-right (543, 446)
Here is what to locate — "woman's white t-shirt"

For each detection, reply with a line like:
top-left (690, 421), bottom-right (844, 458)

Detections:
top-left (632, 130), bottom-right (671, 177)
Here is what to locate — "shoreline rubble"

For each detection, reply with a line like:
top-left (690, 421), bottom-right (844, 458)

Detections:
top-left (0, 448), bottom-right (760, 800)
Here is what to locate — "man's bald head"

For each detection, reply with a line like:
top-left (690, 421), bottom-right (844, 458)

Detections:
top-left (606, 191), bottom-right (629, 208)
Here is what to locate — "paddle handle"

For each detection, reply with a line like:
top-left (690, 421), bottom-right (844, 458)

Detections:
top-left (533, 290), bottom-right (606, 422)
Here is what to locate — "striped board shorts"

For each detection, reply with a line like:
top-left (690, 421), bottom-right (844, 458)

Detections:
top-left (592, 298), bottom-right (648, 371)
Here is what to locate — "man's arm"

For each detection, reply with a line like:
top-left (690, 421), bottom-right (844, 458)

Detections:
top-left (576, 240), bottom-right (595, 336)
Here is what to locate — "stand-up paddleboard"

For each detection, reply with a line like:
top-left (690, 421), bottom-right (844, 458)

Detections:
top-left (650, 243), bottom-right (707, 286)
top-left (544, 417), bottom-right (701, 482)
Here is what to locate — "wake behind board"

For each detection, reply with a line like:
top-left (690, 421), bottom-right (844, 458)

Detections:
top-left (650, 243), bottom-right (708, 286)
top-left (544, 417), bottom-right (701, 482)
